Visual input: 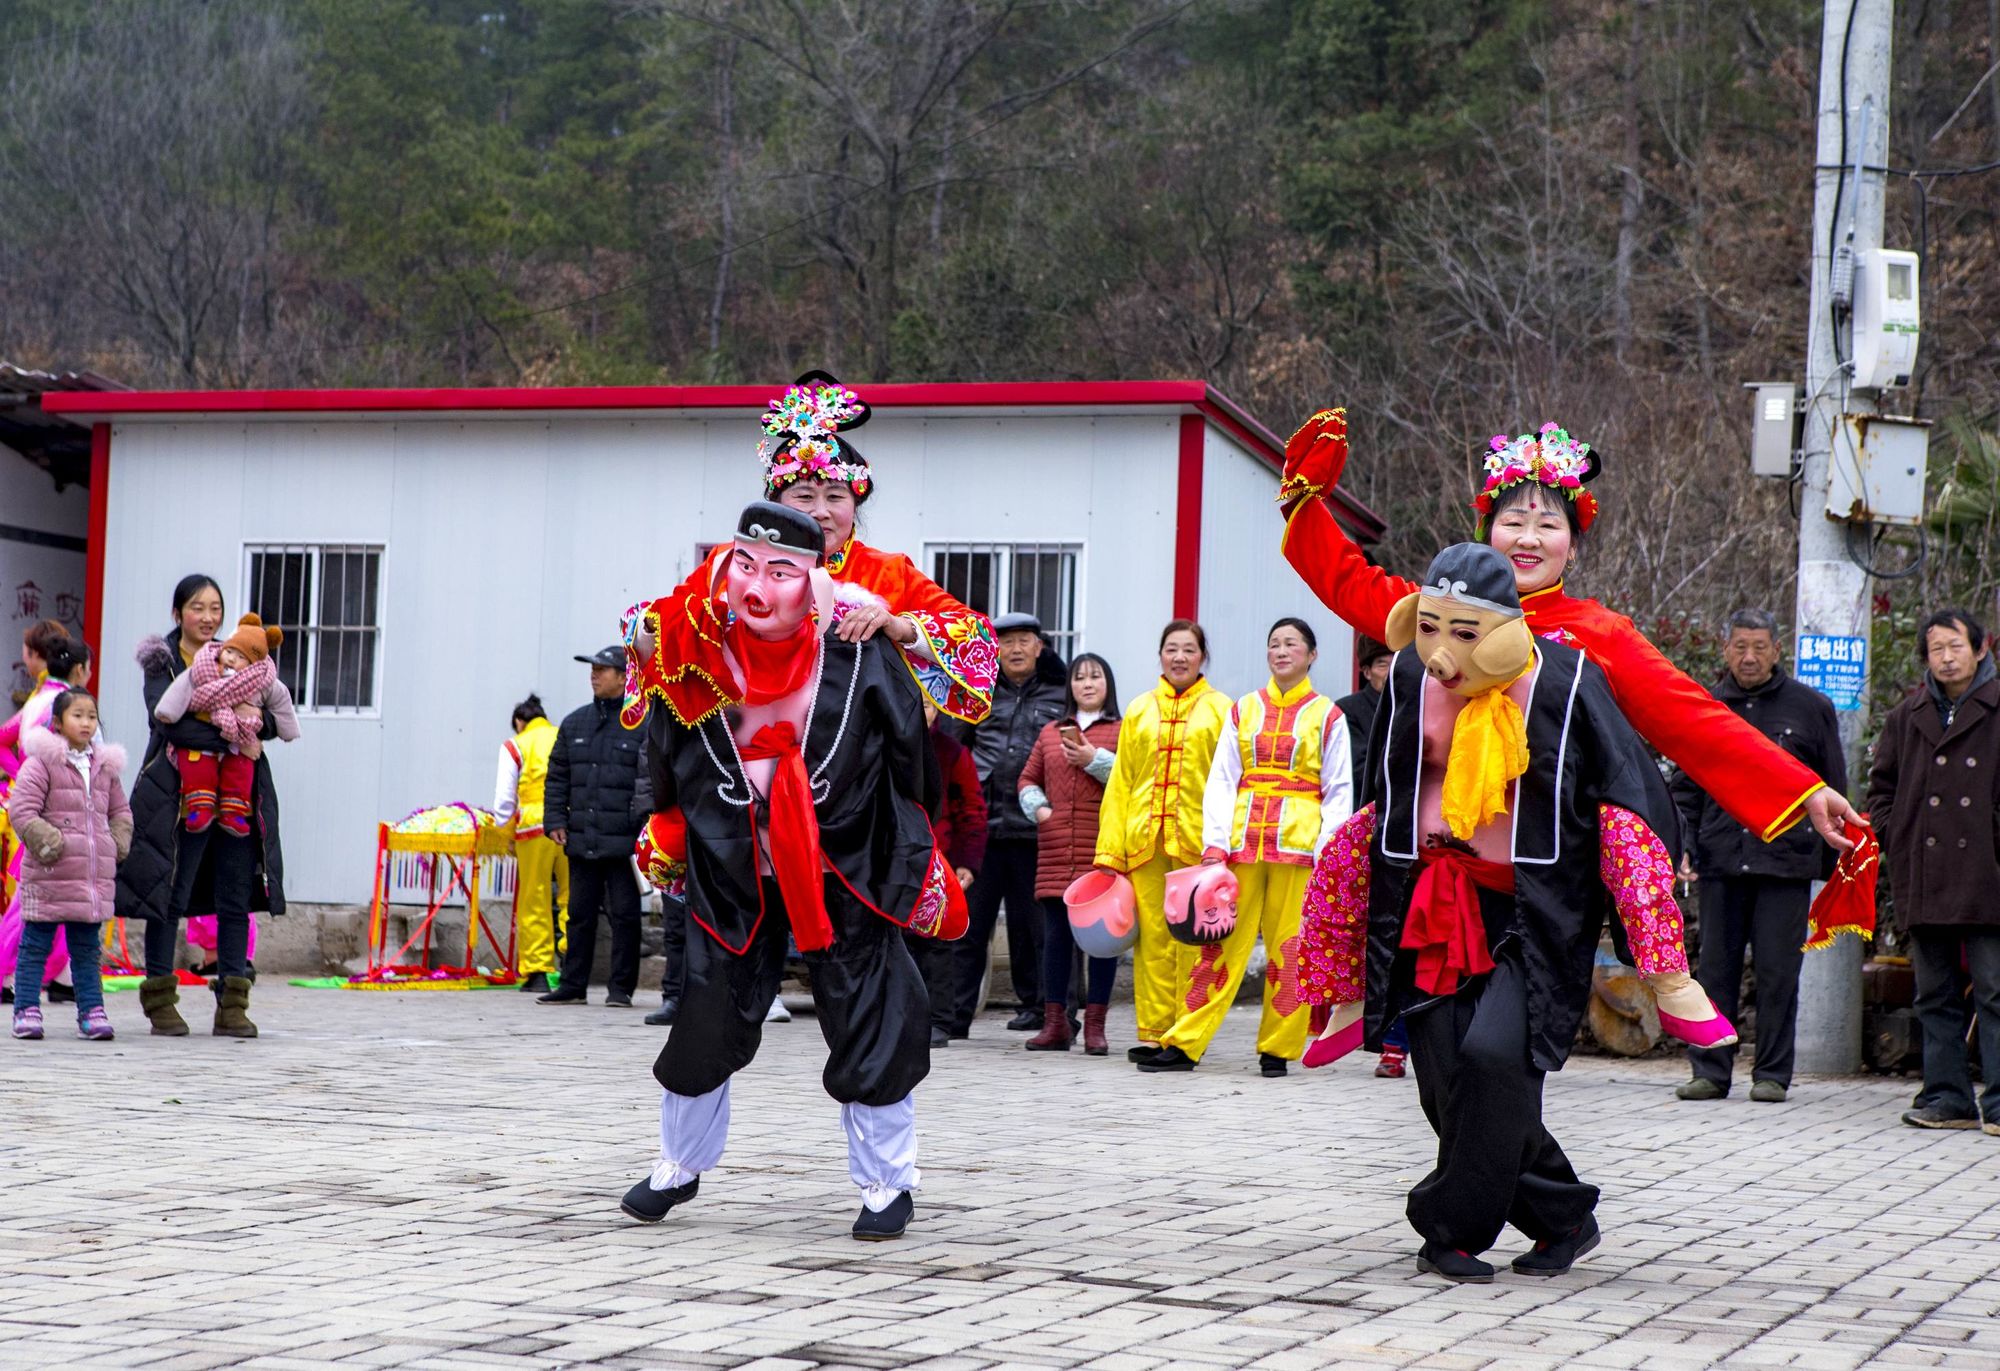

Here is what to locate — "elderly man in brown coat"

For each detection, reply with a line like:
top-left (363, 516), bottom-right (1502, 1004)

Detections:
top-left (1867, 608), bottom-right (2000, 1134)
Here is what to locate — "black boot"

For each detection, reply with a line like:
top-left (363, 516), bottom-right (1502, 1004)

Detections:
top-left (644, 997), bottom-right (679, 1026)
top-left (620, 1174), bottom-right (698, 1223)
top-left (518, 972), bottom-right (549, 994)
top-left (852, 1191), bottom-right (913, 1241)
top-left (1416, 1243), bottom-right (1495, 1284)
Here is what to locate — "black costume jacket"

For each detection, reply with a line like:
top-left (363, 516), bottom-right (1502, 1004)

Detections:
top-left (645, 629), bottom-right (941, 955)
top-left (1361, 642), bottom-right (1680, 1072)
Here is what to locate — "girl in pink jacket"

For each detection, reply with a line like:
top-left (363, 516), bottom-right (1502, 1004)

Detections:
top-left (8, 691), bottom-right (131, 1041)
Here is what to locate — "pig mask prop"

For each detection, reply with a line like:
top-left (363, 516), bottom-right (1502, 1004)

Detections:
top-left (727, 500), bottom-right (827, 640)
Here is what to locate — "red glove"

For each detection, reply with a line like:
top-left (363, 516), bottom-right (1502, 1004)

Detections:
top-left (1279, 406), bottom-right (1349, 506)
top-left (635, 808), bottom-right (689, 890)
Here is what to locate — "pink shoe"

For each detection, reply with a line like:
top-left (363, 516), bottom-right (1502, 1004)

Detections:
top-left (1659, 1009), bottom-right (1739, 1050)
top-left (1302, 1017), bottom-right (1364, 1069)
top-left (12, 1006), bottom-right (44, 1040)
top-left (78, 1007), bottom-right (115, 1041)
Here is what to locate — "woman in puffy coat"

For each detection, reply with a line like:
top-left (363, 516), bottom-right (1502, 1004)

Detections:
top-left (1017, 653), bottom-right (1122, 1054)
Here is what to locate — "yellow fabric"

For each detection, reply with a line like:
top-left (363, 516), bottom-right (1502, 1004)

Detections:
top-left (1097, 678), bottom-right (1230, 871)
top-left (511, 717), bottom-right (559, 836)
top-left (1441, 685), bottom-right (1529, 840)
top-left (1226, 678), bottom-right (1334, 864)
top-left (1129, 851), bottom-right (1192, 1044)
top-left (512, 833), bottom-right (571, 974)
top-left (1160, 861), bottom-right (1312, 1062)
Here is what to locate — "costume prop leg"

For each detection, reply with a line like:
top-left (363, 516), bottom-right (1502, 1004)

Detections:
top-left (1404, 956), bottom-right (1598, 1256)
top-left (807, 882), bottom-right (932, 1107)
top-left (1255, 862), bottom-right (1313, 1061)
top-left (1130, 852), bottom-right (1181, 1044)
top-left (843, 1097), bottom-right (920, 1212)
top-left (1160, 862), bottom-right (1265, 1062)
top-left (653, 1082), bottom-right (731, 1189)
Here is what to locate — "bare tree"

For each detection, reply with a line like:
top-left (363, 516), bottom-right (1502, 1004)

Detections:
top-left (0, 2), bottom-right (311, 385)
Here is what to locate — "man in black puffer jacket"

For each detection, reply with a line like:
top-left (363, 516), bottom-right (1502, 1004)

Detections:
top-left (540, 646), bottom-right (645, 1007)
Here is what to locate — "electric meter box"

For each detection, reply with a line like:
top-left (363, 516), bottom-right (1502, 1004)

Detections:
top-left (1850, 248), bottom-right (1920, 389)
top-left (1746, 381), bottom-right (1798, 478)
top-left (1828, 412), bottom-right (1931, 525)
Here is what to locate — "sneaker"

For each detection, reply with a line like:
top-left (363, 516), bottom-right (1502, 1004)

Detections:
top-left (606, 992), bottom-right (634, 1008)
top-left (1511, 1215), bottom-right (1601, 1277)
top-left (764, 995), bottom-right (791, 1024)
top-left (852, 1190), bottom-right (914, 1241)
top-left (1902, 1105), bottom-right (1980, 1130)
top-left (1375, 1046), bottom-right (1408, 1079)
top-left (1135, 1046), bottom-right (1196, 1073)
top-left (620, 1174), bottom-right (698, 1223)
top-left (1416, 1243), bottom-right (1494, 1283)
top-left (1749, 1080), bottom-right (1788, 1104)
top-left (12, 1006), bottom-right (44, 1040)
top-left (1676, 1078), bottom-right (1726, 1101)
top-left (78, 1007), bottom-right (115, 1041)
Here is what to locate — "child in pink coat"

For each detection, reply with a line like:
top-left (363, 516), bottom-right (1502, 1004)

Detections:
top-left (8, 691), bottom-right (131, 1041)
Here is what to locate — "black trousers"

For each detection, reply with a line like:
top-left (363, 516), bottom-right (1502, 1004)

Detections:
top-left (654, 878), bottom-right (931, 1106)
top-left (1690, 875), bottom-right (1810, 1090)
top-left (143, 830), bottom-right (255, 980)
top-left (559, 855), bottom-right (641, 997)
top-left (1910, 927), bottom-right (2000, 1124)
top-left (1404, 953), bottom-right (1599, 1255)
top-left (659, 894), bottom-right (689, 1000)
top-left (936, 836), bottom-right (1041, 1031)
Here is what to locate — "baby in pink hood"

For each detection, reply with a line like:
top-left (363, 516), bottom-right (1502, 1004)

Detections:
top-left (153, 614), bottom-right (300, 837)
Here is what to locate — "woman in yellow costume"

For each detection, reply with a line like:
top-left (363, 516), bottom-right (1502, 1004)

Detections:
top-left (1140, 617), bottom-right (1353, 1076)
top-left (493, 693), bottom-right (569, 994)
top-left (1095, 620), bottom-right (1231, 1062)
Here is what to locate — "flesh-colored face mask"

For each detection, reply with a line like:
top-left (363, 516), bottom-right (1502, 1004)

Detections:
top-left (728, 543), bottom-right (816, 639)
top-left (1383, 592), bottom-right (1533, 698)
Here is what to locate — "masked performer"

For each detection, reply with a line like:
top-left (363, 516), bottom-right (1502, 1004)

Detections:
top-left (1276, 412), bottom-right (1862, 1044)
top-left (619, 502), bottom-right (968, 1241)
top-left (1303, 545), bottom-right (1684, 1281)
top-left (623, 371), bottom-right (996, 731)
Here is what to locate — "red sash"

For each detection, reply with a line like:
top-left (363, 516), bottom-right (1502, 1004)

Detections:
top-left (1402, 846), bottom-right (1515, 996)
top-left (738, 722), bottom-right (835, 952)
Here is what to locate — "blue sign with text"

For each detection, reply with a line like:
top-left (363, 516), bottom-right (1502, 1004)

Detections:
top-left (1796, 634), bottom-right (1868, 710)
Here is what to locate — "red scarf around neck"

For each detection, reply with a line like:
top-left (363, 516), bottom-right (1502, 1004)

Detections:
top-left (728, 617), bottom-right (817, 705)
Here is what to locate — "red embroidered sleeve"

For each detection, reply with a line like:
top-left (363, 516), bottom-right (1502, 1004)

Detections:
top-left (1280, 497), bottom-right (1414, 646)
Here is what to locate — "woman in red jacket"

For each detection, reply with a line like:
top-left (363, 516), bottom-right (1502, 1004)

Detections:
top-left (1277, 410), bottom-right (1862, 855)
top-left (1017, 654), bottom-right (1122, 1054)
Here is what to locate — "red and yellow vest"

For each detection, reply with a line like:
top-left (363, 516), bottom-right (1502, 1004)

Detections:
top-left (1223, 678), bottom-right (1337, 867)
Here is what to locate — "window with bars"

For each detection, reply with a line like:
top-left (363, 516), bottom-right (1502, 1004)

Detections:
top-left (925, 541), bottom-right (1083, 659)
top-left (243, 544), bottom-right (384, 714)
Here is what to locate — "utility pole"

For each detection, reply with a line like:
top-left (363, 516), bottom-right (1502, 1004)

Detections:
top-left (1792, 0), bottom-right (1894, 1076)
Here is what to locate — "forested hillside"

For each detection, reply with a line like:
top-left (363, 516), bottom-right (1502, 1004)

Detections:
top-left (2, 0), bottom-right (1995, 685)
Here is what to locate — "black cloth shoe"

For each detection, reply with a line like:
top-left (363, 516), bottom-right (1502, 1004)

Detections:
top-left (1902, 1105), bottom-right (1980, 1129)
top-left (1416, 1243), bottom-right (1495, 1284)
top-left (518, 972), bottom-right (550, 994)
top-left (1005, 1007), bottom-right (1041, 1031)
top-left (1259, 1053), bottom-right (1289, 1077)
top-left (620, 1174), bottom-right (698, 1223)
top-left (1136, 1046), bottom-right (1196, 1073)
top-left (46, 982), bottom-right (75, 1004)
top-left (928, 1026), bottom-right (949, 1048)
top-left (1511, 1215), bottom-right (1601, 1276)
top-left (1126, 1044), bottom-right (1161, 1063)
top-left (645, 998), bottom-right (679, 1026)
top-left (606, 992), bottom-right (634, 1008)
top-left (537, 989), bottom-right (587, 1005)
top-left (852, 1190), bottom-right (913, 1241)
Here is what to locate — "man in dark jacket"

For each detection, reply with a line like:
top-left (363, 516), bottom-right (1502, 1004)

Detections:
top-left (1867, 608), bottom-right (2000, 1132)
top-left (540, 646), bottom-right (645, 1007)
top-left (1669, 609), bottom-right (1844, 1105)
top-left (937, 611), bottom-right (1067, 1037)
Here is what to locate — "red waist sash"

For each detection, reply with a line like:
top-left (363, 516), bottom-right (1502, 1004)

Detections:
top-left (1401, 845), bottom-right (1515, 996)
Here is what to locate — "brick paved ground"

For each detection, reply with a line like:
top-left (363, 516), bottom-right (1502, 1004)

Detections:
top-left (4, 984), bottom-right (1998, 1371)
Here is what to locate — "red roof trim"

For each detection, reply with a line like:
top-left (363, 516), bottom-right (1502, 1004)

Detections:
top-left (53, 378), bottom-right (1387, 540)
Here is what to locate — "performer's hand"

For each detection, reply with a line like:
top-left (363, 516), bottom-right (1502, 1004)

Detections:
top-left (836, 603), bottom-right (915, 645)
top-left (1805, 786), bottom-right (1865, 852)
top-left (1200, 846), bottom-right (1227, 866)
top-left (955, 867), bottom-right (974, 890)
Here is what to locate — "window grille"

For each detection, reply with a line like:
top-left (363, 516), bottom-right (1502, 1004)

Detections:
top-left (925, 542), bottom-right (1083, 659)
top-left (243, 544), bottom-right (384, 714)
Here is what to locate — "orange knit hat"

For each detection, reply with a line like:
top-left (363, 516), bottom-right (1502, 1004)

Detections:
top-left (222, 613), bottom-right (283, 664)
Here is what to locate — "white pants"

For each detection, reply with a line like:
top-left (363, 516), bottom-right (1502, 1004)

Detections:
top-left (652, 1084), bottom-right (920, 1211)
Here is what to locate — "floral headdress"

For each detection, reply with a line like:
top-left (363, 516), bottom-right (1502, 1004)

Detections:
top-left (1472, 422), bottom-right (1600, 535)
top-left (759, 369), bottom-right (873, 499)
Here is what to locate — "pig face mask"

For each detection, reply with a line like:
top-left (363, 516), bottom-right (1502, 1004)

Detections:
top-left (1382, 544), bottom-right (1534, 697)
top-left (728, 541), bottom-right (816, 640)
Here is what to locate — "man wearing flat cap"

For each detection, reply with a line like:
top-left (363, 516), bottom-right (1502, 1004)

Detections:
top-left (932, 610), bottom-right (1069, 1041)
top-left (540, 644), bottom-right (647, 1005)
